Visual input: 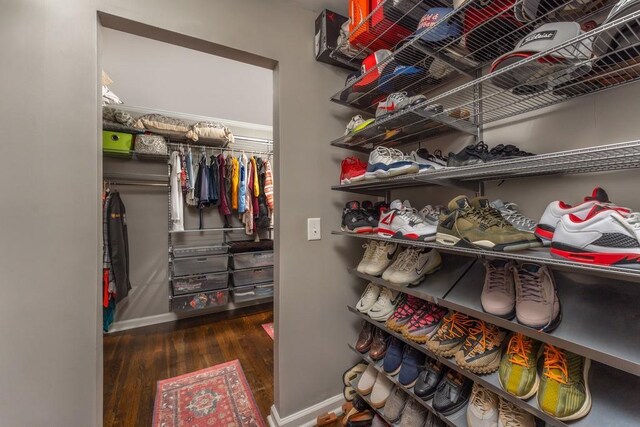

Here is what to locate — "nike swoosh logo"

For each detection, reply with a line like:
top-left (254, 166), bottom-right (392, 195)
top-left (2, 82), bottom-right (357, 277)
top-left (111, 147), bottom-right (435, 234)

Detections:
top-left (415, 258), bottom-right (431, 275)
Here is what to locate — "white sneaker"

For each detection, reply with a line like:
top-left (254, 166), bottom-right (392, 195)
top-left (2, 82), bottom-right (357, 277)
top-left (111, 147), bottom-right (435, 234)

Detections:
top-left (381, 247), bottom-right (409, 282)
top-left (368, 288), bottom-right (401, 321)
top-left (513, 263), bottom-right (561, 332)
top-left (467, 383), bottom-right (499, 427)
top-left (365, 241), bottom-right (399, 276)
top-left (419, 205), bottom-right (443, 226)
top-left (389, 248), bottom-right (442, 286)
top-left (356, 364), bottom-right (378, 395)
top-left (364, 147), bottom-right (420, 180)
top-left (378, 200), bottom-right (437, 242)
top-left (357, 241), bottom-right (378, 274)
top-left (498, 398), bottom-right (535, 427)
top-left (481, 259), bottom-right (516, 319)
top-left (410, 149), bottom-right (446, 171)
top-left (375, 91), bottom-right (426, 120)
top-left (370, 371), bottom-right (394, 409)
top-left (344, 115), bottom-right (366, 135)
top-left (356, 283), bottom-right (381, 313)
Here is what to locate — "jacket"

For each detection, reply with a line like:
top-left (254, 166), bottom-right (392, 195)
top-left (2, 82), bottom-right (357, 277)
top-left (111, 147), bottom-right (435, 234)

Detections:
top-left (106, 191), bottom-right (131, 302)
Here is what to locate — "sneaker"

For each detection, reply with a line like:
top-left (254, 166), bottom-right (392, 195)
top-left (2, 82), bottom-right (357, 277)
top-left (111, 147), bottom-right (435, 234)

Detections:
top-left (344, 362), bottom-right (369, 387)
top-left (490, 200), bottom-right (538, 233)
top-left (414, 360), bottom-right (447, 400)
top-left (498, 397), bottom-right (535, 427)
top-left (369, 327), bottom-right (390, 361)
top-left (383, 386), bottom-right (408, 422)
top-left (345, 396), bottom-right (374, 425)
top-left (398, 346), bottom-right (426, 387)
top-left (368, 288), bottom-right (402, 321)
top-left (375, 91), bottom-right (426, 119)
top-left (447, 141), bottom-right (489, 167)
top-left (513, 264), bottom-right (561, 331)
top-left (365, 147), bottom-right (420, 180)
top-left (381, 247), bottom-right (410, 282)
top-left (356, 283), bottom-right (381, 313)
top-left (551, 206), bottom-right (640, 268)
top-left (407, 151), bottom-right (434, 173)
top-left (378, 200), bottom-right (437, 241)
top-left (382, 338), bottom-right (405, 375)
top-left (398, 400), bottom-right (428, 427)
top-left (432, 370), bottom-right (473, 415)
top-left (534, 187), bottom-right (621, 245)
top-left (419, 205), bottom-right (443, 226)
top-left (466, 384), bottom-right (499, 427)
top-left (481, 259), bottom-right (516, 319)
top-left (355, 321), bottom-right (375, 353)
top-left (538, 345), bottom-right (592, 421)
top-left (471, 197), bottom-right (540, 249)
top-left (411, 149), bottom-right (446, 171)
top-left (357, 364), bottom-right (378, 395)
top-left (370, 371), bottom-right (394, 409)
top-left (342, 201), bottom-right (373, 234)
top-left (454, 320), bottom-right (507, 374)
top-left (403, 303), bottom-right (448, 343)
top-left (499, 333), bottom-right (542, 399)
top-left (365, 241), bottom-right (399, 276)
top-left (386, 295), bottom-right (425, 332)
top-left (357, 241), bottom-right (378, 274)
top-left (436, 196), bottom-right (536, 252)
top-left (427, 311), bottom-right (475, 357)
top-left (340, 157), bottom-right (368, 184)
top-left (486, 144), bottom-right (534, 161)
top-left (362, 200), bottom-right (387, 233)
top-left (345, 115), bottom-right (375, 135)
top-left (388, 248), bottom-right (442, 286)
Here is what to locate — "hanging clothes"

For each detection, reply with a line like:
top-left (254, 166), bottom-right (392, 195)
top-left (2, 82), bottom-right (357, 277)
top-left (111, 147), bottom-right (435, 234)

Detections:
top-left (256, 157), bottom-right (270, 229)
top-left (242, 159), bottom-right (254, 234)
top-left (231, 156), bottom-right (239, 210)
top-left (106, 190), bottom-right (131, 303)
top-left (217, 153), bottom-right (231, 216)
top-left (265, 159), bottom-right (274, 210)
top-left (179, 148), bottom-right (188, 193)
top-left (185, 148), bottom-right (197, 206)
top-left (251, 156), bottom-right (260, 197)
top-left (170, 151), bottom-right (184, 232)
top-left (238, 153), bottom-right (247, 213)
top-left (225, 157), bottom-right (233, 211)
top-left (209, 155), bottom-right (219, 205)
top-left (194, 154), bottom-right (211, 229)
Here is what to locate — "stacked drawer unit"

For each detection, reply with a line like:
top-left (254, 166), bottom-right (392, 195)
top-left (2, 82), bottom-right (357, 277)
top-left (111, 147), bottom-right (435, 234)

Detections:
top-left (229, 240), bottom-right (274, 303)
top-left (170, 244), bottom-right (230, 312)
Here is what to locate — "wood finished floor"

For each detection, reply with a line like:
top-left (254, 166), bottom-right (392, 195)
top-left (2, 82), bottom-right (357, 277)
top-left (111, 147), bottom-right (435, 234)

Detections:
top-left (103, 304), bottom-right (274, 426)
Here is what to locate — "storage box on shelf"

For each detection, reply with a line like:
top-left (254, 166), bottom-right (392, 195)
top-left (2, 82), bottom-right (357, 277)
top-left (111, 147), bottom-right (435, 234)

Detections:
top-left (228, 241), bottom-right (275, 303)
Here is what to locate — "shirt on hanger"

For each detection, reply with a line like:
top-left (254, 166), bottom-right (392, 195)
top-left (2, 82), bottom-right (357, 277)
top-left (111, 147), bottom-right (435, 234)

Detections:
top-left (217, 153), bottom-right (231, 216)
top-left (239, 153), bottom-right (247, 213)
top-left (231, 156), bottom-right (239, 210)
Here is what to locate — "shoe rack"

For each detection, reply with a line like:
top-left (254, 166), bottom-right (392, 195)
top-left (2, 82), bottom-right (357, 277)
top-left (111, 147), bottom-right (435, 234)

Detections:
top-left (328, 1), bottom-right (640, 425)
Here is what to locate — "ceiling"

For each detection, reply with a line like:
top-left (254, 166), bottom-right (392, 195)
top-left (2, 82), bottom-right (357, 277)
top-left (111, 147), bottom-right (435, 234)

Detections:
top-left (288, 0), bottom-right (348, 15)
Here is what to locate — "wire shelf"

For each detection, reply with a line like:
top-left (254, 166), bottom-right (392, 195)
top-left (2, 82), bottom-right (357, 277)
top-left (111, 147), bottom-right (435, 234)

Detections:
top-left (420, 9), bottom-right (640, 127)
top-left (331, 0), bottom-right (615, 114)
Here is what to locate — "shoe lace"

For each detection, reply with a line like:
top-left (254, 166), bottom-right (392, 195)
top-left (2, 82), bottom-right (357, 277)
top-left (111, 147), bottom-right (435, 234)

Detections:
top-left (376, 288), bottom-right (393, 305)
top-left (372, 242), bottom-right (391, 261)
top-left (485, 262), bottom-right (510, 292)
top-left (543, 345), bottom-right (569, 384)
top-left (398, 208), bottom-right (426, 226)
top-left (624, 212), bottom-right (640, 229)
top-left (464, 321), bottom-right (502, 354)
top-left (420, 205), bottom-right (440, 220)
top-left (515, 268), bottom-right (543, 303)
top-left (502, 203), bottom-right (537, 228)
top-left (499, 399), bottom-right (528, 427)
top-left (506, 334), bottom-right (533, 368)
top-left (396, 248), bottom-right (420, 272)
top-left (433, 149), bottom-right (448, 162)
top-left (387, 91), bottom-right (408, 104)
top-left (435, 312), bottom-right (471, 339)
top-left (470, 385), bottom-right (496, 413)
top-left (361, 284), bottom-right (378, 301)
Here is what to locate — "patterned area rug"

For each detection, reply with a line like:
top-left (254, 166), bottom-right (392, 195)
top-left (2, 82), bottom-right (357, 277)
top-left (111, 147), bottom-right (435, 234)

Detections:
top-left (261, 323), bottom-right (274, 340)
top-left (153, 360), bottom-right (266, 427)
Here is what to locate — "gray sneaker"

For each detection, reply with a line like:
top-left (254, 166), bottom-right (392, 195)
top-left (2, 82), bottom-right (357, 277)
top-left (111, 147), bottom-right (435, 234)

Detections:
top-left (383, 386), bottom-right (408, 423)
top-left (513, 263), bottom-right (561, 332)
top-left (490, 200), bottom-right (537, 233)
top-left (399, 400), bottom-right (428, 427)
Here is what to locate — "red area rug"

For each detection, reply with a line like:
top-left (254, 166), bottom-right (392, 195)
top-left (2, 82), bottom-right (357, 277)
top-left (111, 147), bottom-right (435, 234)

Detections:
top-left (153, 360), bottom-right (266, 427)
top-left (261, 322), bottom-right (274, 340)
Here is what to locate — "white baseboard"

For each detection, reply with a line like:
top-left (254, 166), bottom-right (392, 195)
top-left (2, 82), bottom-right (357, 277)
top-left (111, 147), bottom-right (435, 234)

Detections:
top-left (268, 394), bottom-right (344, 427)
top-left (107, 312), bottom-right (178, 332)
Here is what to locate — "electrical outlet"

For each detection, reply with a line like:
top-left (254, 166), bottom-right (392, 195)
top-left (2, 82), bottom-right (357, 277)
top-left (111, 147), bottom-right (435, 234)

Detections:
top-left (307, 218), bottom-right (321, 241)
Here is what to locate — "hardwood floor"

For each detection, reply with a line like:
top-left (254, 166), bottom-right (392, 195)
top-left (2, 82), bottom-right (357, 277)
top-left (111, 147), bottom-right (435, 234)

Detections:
top-left (103, 304), bottom-right (274, 426)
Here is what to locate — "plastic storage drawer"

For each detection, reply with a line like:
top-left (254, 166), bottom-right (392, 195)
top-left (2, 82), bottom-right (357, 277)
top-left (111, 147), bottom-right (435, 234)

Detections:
top-left (172, 244), bottom-right (228, 258)
top-left (171, 289), bottom-right (229, 313)
top-left (232, 284), bottom-right (274, 303)
top-left (103, 131), bottom-right (133, 155)
top-left (172, 254), bottom-right (228, 277)
top-left (171, 272), bottom-right (229, 296)
top-left (231, 250), bottom-right (274, 269)
top-left (231, 266), bottom-right (274, 287)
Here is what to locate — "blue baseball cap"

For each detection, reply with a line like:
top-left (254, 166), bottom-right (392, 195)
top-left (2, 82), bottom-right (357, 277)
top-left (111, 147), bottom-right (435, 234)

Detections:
top-left (416, 8), bottom-right (461, 43)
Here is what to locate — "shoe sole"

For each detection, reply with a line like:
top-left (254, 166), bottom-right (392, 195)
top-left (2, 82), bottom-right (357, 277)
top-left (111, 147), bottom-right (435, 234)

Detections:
top-left (454, 351), bottom-right (501, 374)
top-left (370, 398), bottom-right (387, 409)
top-left (551, 245), bottom-right (640, 268)
top-left (482, 306), bottom-right (516, 320)
top-left (341, 226), bottom-right (374, 234)
top-left (341, 174), bottom-right (366, 185)
top-left (403, 331), bottom-right (430, 343)
top-left (390, 230), bottom-right (437, 242)
top-left (436, 396), bottom-right (469, 416)
top-left (436, 232), bottom-right (532, 252)
top-left (384, 365), bottom-right (402, 376)
top-left (385, 318), bottom-right (410, 332)
top-left (365, 164), bottom-right (420, 180)
top-left (426, 341), bottom-right (464, 358)
top-left (553, 358), bottom-right (592, 421)
top-left (518, 308), bottom-right (562, 333)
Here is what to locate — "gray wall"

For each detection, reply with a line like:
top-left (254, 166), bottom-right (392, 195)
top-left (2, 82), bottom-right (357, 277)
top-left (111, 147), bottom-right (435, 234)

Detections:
top-left (0, 0), bottom-right (101, 426)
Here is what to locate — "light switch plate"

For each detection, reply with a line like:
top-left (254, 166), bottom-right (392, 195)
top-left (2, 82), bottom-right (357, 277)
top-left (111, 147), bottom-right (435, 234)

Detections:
top-left (307, 218), bottom-right (321, 241)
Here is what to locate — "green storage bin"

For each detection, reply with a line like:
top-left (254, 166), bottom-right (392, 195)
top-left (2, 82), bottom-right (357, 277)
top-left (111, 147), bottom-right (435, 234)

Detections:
top-left (103, 131), bottom-right (133, 155)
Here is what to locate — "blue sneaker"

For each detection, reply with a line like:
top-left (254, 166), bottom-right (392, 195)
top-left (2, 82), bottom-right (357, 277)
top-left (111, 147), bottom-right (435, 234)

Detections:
top-left (383, 338), bottom-right (404, 375)
top-left (364, 147), bottom-right (419, 180)
top-left (398, 346), bottom-right (426, 387)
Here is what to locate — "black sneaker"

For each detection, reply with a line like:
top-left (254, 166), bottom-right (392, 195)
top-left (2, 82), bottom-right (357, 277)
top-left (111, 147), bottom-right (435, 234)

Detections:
top-left (415, 148), bottom-right (447, 169)
top-left (341, 201), bottom-right (373, 234)
top-left (414, 360), bottom-right (447, 400)
top-left (447, 142), bottom-right (489, 167)
top-left (487, 144), bottom-right (535, 162)
top-left (432, 370), bottom-right (473, 415)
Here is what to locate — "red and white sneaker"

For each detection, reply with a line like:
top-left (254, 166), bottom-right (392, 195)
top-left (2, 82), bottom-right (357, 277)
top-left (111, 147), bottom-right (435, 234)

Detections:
top-left (378, 200), bottom-right (437, 242)
top-left (551, 205), bottom-right (640, 267)
top-left (340, 156), bottom-right (367, 184)
top-left (534, 187), bottom-right (623, 245)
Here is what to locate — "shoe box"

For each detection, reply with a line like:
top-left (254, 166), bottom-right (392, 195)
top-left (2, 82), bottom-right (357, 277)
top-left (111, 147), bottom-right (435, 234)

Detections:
top-left (315, 9), bottom-right (359, 70)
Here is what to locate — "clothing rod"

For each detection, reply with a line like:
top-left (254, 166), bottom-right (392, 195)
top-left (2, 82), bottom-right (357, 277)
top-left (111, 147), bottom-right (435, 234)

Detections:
top-left (106, 180), bottom-right (168, 187)
top-left (167, 142), bottom-right (272, 156)
top-left (234, 136), bottom-right (273, 144)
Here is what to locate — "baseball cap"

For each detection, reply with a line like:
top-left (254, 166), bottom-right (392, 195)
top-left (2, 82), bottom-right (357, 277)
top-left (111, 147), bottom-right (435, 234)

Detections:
top-left (490, 22), bottom-right (593, 91)
top-left (378, 65), bottom-right (429, 93)
top-left (517, 0), bottom-right (569, 22)
top-left (464, 0), bottom-right (524, 62)
top-left (593, 0), bottom-right (640, 59)
top-left (417, 8), bottom-right (462, 44)
top-left (354, 49), bottom-right (395, 88)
